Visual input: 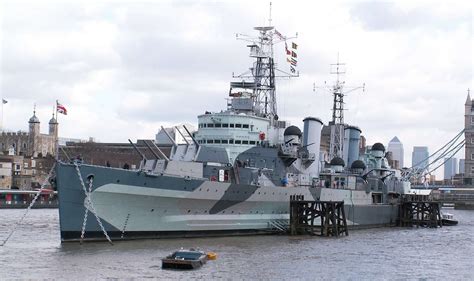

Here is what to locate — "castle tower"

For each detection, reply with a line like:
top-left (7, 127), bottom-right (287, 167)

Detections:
top-left (49, 112), bottom-right (59, 156)
top-left (49, 113), bottom-right (58, 138)
top-left (28, 108), bottom-right (40, 157)
top-left (464, 90), bottom-right (473, 184)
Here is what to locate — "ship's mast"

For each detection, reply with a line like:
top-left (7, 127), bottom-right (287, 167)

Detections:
top-left (231, 4), bottom-right (297, 126)
top-left (329, 55), bottom-right (346, 159)
top-left (316, 55), bottom-right (364, 160)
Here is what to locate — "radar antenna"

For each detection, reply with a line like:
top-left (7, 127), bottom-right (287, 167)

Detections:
top-left (314, 54), bottom-right (365, 160)
top-left (231, 3), bottom-right (297, 125)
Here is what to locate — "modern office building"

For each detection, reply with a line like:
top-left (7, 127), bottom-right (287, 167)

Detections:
top-left (444, 157), bottom-right (458, 180)
top-left (387, 136), bottom-right (404, 169)
top-left (412, 146), bottom-right (429, 172)
top-left (459, 159), bottom-right (465, 174)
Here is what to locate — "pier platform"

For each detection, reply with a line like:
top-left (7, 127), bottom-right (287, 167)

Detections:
top-left (289, 199), bottom-right (348, 237)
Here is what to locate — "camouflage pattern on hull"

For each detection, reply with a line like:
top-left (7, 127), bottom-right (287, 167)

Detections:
top-left (56, 163), bottom-right (399, 242)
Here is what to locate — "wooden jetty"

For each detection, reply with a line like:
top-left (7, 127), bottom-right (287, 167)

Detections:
top-left (289, 199), bottom-right (348, 237)
top-left (398, 195), bottom-right (442, 228)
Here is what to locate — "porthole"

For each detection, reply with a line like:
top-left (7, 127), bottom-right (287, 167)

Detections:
top-left (116, 179), bottom-right (120, 183)
top-left (151, 209), bottom-right (154, 212)
top-left (187, 210), bottom-right (191, 213)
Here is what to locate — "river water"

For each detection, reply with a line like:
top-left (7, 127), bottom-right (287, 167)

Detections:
top-left (0, 208), bottom-right (473, 279)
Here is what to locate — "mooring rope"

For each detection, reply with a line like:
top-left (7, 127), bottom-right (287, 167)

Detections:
top-left (0, 163), bottom-right (56, 246)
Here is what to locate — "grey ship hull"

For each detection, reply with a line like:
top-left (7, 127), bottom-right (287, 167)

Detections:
top-left (56, 163), bottom-right (399, 242)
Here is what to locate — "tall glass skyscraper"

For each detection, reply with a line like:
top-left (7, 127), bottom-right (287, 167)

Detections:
top-left (412, 146), bottom-right (429, 172)
top-left (387, 136), bottom-right (404, 169)
top-left (444, 157), bottom-right (458, 180)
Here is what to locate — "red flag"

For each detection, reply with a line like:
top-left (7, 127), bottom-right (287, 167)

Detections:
top-left (285, 42), bottom-right (291, 55)
top-left (57, 101), bottom-right (67, 115)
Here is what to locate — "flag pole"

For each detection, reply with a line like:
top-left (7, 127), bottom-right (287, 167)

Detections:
top-left (1, 100), bottom-right (3, 132)
top-left (54, 100), bottom-right (59, 161)
top-left (55, 100), bottom-right (59, 124)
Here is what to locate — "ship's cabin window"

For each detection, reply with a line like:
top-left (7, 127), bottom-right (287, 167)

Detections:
top-left (230, 124), bottom-right (235, 128)
top-left (242, 140), bottom-right (249, 145)
top-left (223, 124), bottom-right (229, 128)
top-left (214, 140), bottom-right (221, 144)
top-left (207, 123), bottom-right (214, 128)
top-left (235, 140), bottom-right (242, 144)
top-left (471, 116), bottom-right (474, 124)
top-left (249, 141), bottom-right (256, 145)
top-left (242, 124), bottom-right (249, 129)
top-left (222, 140), bottom-right (228, 144)
top-left (215, 124), bottom-right (222, 128)
top-left (207, 140), bottom-right (214, 144)
top-left (229, 139), bottom-right (234, 144)
top-left (235, 124), bottom-right (242, 128)
top-left (471, 166), bottom-right (474, 174)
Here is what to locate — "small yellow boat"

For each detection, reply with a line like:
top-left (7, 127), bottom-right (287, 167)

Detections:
top-left (207, 252), bottom-right (217, 260)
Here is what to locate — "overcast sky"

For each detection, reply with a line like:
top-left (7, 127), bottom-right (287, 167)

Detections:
top-left (1, 0), bottom-right (472, 176)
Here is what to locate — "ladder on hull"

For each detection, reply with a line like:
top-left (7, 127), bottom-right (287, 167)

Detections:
top-left (268, 219), bottom-right (290, 233)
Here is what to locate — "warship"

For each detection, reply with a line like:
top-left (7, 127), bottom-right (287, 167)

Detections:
top-left (55, 21), bottom-right (412, 242)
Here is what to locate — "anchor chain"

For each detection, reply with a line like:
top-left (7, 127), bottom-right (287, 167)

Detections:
top-left (74, 162), bottom-right (113, 245)
top-left (79, 176), bottom-right (93, 243)
top-left (121, 213), bottom-right (130, 239)
top-left (0, 163), bottom-right (56, 246)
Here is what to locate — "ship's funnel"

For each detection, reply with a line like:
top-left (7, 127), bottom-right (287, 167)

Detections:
top-left (302, 117), bottom-right (323, 177)
top-left (343, 126), bottom-right (362, 168)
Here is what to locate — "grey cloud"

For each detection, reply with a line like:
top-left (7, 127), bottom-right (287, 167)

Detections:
top-left (350, 2), bottom-right (470, 31)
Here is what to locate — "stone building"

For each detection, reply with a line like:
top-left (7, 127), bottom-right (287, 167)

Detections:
top-left (0, 110), bottom-right (58, 189)
top-left (464, 91), bottom-right (474, 185)
top-left (0, 110), bottom-right (58, 157)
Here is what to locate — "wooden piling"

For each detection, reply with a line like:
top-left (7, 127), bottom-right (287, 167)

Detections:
top-left (290, 200), bottom-right (348, 237)
top-left (398, 195), bottom-right (442, 228)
